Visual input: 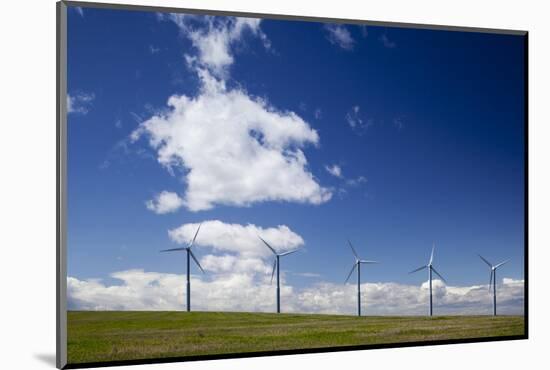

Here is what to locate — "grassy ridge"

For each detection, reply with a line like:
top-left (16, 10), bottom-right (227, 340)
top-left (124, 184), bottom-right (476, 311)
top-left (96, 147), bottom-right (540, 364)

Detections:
top-left (67, 311), bottom-right (525, 364)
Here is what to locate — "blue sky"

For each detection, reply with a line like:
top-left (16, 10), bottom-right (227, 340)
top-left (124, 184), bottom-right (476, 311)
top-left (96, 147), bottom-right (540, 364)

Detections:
top-left (66, 6), bottom-right (525, 314)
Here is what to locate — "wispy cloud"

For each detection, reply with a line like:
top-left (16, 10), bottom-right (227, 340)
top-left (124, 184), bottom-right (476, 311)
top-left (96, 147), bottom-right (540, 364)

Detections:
top-left (359, 25), bottom-right (368, 38)
top-left (149, 45), bottom-right (160, 54)
top-left (325, 164), bottom-right (367, 196)
top-left (346, 176), bottom-right (367, 187)
top-left (346, 105), bottom-right (372, 134)
top-left (379, 33), bottom-right (396, 48)
top-left (325, 164), bottom-right (367, 198)
top-left (324, 24), bottom-right (355, 50)
top-left (158, 14), bottom-right (270, 79)
top-left (393, 117), bottom-right (404, 130)
top-left (325, 164), bottom-right (343, 178)
top-left (67, 92), bottom-right (95, 115)
top-left (314, 108), bottom-right (322, 120)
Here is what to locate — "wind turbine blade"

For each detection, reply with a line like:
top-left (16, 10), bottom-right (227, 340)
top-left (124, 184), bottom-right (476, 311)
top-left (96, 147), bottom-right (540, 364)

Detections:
top-left (489, 269), bottom-right (494, 292)
top-left (189, 223), bottom-right (202, 248)
top-left (348, 240), bottom-right (359, 259)
top-left (189, 250), bottom-right (204, 273)
top-left (431, 266), bottom-right (447, 284)
top-left (259, 236), bottom-right (277, 255)
top-left (478, 254), bottom-right (493, 268)
top-left (159, 247), bottom-right (187, 253)
top-left (429, 243), bottom-right (435, 265)
top-left (345, 263), bottom-right (357, 283)
top-left (360, 260), bottom-right (379, 264)
top-left (270, 259), bottom-right (277, 284)
top-left (494, 259), bottom-right (510, 269)
top-left (409, 265), bottom-right (427, 274)
top-left (280, 249), bottom-right (299, 257)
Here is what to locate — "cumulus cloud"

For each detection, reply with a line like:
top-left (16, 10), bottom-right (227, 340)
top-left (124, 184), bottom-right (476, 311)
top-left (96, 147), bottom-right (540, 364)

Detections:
top-left (68, 271), bottom-right (525, 315)
top-left (200, 254), bottom-right (270, 274)
top-left (168, 220), bottom-right (304, 258)
top-left (503, 278), bottom-right (524, 285)
top-left (324, 24), bottom-right (355, 50)
top-left (132, 70), bottom-right (332, 211)
top-left (145, 191), bottom-right (185, 214)
top-left (136, 13), bottom-right (331, 212)
top-left (159, 13), bottom-right (269, 78)
top-left (67, 92), bottom-right (95, 115)
top-left (67, 220), bottom-right (307, 311)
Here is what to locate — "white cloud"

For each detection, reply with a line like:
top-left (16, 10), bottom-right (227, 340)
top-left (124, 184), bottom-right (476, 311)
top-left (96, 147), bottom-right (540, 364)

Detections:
top-left (132, 70), bottom-right (332, 211)
top-left (293, 272), bottom-right (322, 278)
top-left (68, 220), bottom-right (306, 312)
top-left (503, 278), bottom-right (524, 285)
top-left (359, 25), bottom-right (368, 38)
top-left (200, 254), bottom-right (270, 274)
top-left (324, 164), bottom-right (366, 192)
top-left (346, 105), bottom-right (372, 134)
top-left (149, 45), bottom-right (160, 54)
top-left (168, 220), bottom-right (304, 258)
top-left (380, 33), bottom-right (396, 49)
top-left (159, 14), bottom-right (269, 78)
top-left (324, 24), bottom-right (355, 50)
top-left (145, 191), bottom-right (185, 214)
top-left (325, 164), bottom-right (342, 178)
top-left (67, 92), bottom-right (95, 115)
top-left (68, 271), bottom-right (525, 315)
top-left (346, 176), bottom-right (367, 187)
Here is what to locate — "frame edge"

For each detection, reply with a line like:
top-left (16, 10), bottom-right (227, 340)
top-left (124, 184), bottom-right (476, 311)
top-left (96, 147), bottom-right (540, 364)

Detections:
top-left (57, 1), bottom-right (68, 369)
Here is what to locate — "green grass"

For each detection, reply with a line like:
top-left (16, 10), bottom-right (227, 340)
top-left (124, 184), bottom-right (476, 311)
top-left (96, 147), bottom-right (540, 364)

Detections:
top-left (67, 311), bottom-right (525, 364)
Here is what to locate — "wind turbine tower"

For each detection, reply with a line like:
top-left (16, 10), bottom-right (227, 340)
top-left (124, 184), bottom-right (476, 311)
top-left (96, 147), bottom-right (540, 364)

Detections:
top-left (478, 255), bottom-right (509, 316)
top-left (160, 223), bottom-right (204, 312)
top-left (344, 240), bottom-right (378, 317)
top-left (409, 243), bottom-right (447, 316)
top-left (259, 236), bottom-right (299, 313)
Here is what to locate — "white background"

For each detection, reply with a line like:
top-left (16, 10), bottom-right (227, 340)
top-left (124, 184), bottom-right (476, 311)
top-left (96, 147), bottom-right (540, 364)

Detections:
top-left (0, 0), bottom-right (547, 369)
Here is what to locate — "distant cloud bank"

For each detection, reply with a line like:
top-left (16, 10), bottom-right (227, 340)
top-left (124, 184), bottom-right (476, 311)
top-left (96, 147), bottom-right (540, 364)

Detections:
top-left (68, 270), bottom-right (524, 315)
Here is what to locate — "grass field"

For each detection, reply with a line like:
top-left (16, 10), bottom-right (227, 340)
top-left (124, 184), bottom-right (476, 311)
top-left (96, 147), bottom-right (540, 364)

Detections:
top-left (67, 311), bottom-right (525, 364)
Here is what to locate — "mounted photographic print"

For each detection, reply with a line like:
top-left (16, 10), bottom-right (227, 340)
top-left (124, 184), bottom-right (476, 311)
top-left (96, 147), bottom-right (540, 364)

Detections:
top-left (56, 1), bottom-right (528, 368)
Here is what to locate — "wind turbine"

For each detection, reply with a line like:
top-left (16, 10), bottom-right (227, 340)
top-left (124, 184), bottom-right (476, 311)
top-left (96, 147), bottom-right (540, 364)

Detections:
top-left (259, 236), bottom-right (299, 313)
top-left (478, 255), bottom-right (509, 316)
top-left (160, 223), bottom-right (204, 312)
top-left (344, 240), bottom-right (378, 317)
top-left (409, 243), bottom-right (447, 316)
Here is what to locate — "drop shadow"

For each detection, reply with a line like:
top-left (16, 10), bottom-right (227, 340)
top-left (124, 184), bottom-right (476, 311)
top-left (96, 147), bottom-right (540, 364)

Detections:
top-left (34, 353), bottom-right (56, 367)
